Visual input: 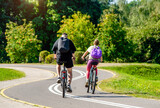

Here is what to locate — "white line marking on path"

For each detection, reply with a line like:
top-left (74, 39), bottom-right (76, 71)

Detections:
top-left (48, 69), bottom-right (143, 108)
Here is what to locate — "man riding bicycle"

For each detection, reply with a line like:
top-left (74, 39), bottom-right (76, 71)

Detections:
top-left (52, 33), bottom-right (76, 92)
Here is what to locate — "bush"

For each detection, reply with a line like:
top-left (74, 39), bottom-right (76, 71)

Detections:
top-left (39, 50), bottom-right (50, 63)
top-left (45, 54), bottom-right (55, 63)
top-left (74, 51), bottom-right (85, 64)
top-left (5, 19), bottom-right (41, 63)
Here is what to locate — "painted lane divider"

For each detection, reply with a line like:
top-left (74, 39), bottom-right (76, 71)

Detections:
top-left (48, 69), bottom-right (143, 108)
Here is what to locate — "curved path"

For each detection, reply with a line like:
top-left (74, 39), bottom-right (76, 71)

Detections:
top-left (0, 64), bottom-right (160, 108)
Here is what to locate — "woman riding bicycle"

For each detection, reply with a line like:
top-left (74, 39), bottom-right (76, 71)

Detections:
top-left (81, 39), bottom-right (103, 87)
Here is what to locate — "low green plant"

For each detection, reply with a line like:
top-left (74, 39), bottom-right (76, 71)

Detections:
top-left (45, 54), bottom-right (55, 63)
top-left (39, 50), bottom-right (50, 63)
top-left (0, 68), bottom-right (25, 81)
top-left (74, 51), bottom-right (85, 64)
top-left (99, 64), bottom-right (160, 99)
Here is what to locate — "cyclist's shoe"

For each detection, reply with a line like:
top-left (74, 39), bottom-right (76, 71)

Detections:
top-left (96, 76), bottom-right (98, 82)
top-left (57, 77), bottom-right (61, 83)
top-left (67, 84), bottom-right (72, 93)
top-left (85, 82), bottom-right (89, 87)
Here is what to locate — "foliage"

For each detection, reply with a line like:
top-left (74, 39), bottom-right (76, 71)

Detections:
top-left (127, 21), bottom-right (160, 63)
top-left (0, 32), bottom-right (9, 63)
top-left (58, 11), bottom-right (97, 51)
top-left (98, 14), bottom-right (133, 62)
top-left (74, 51), bottom-right (85, 64)
top-left (5, 20), bottom-right (41, 63)
top-left (45, 54), bottom-right (55, 64)
top-left (39, 50), bottom-right (50, 63)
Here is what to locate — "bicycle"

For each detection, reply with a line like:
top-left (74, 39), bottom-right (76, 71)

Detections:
top-left (60, 62), bottom-right (68, 98)
top-left (87, 61), bottom-right (98, 94)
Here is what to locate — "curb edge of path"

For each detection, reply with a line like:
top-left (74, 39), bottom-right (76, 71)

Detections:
top-left (96, 69), bottom-right (116, 92)
top-left (0, 67), bottom-right (57, 108)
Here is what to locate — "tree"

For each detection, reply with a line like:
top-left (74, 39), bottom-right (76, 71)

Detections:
top-left (5, 20), bottom-right (41, 63)
top-left (127, 20), bottom-right (160, 63)
top-left (57, 12), bottom-right (97, 51)
top-left (98, 14), bottom-right (133, 62)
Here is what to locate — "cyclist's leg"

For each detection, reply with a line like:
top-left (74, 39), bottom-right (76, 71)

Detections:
top-left (56, 64), bottom-right (61, 77)
top-left (65, 58), bottom-right (73, 92)
top-left (56, 58), bottom-right (63, 83)
top-left (86, 60), bottom-right (92, 79)
top-left (67, 68), bottom-right (72, 84)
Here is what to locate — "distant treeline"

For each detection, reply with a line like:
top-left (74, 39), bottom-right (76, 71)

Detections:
top-left (0, 0), bottom-right (159, 63)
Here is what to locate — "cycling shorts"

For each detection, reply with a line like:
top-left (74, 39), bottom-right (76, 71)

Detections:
top-left (56, 58), bottom-right (73, 68)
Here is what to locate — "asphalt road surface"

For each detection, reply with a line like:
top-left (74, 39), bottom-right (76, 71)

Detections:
top-left (1, 64), bottom-right (160, 108)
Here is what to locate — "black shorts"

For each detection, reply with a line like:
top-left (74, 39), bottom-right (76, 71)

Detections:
top-left (56, 58), bottom-right (73, 68)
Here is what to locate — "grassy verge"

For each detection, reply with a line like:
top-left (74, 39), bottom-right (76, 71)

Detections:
top-left (99, 64), bottom-right (160, 99)
top-left (0, 68), bottom-right (25, 81)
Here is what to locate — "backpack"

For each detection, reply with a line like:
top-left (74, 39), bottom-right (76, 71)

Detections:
top-left (90, 46), bottom-right (102, 59)
top-left (58, 37), bottom-right (70, 53)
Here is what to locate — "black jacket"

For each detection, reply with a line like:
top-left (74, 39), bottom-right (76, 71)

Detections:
top-left (52, 37), bottom-right (76, 61)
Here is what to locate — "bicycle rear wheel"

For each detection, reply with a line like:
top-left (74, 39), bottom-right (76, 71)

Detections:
top-left (62, 78), bottom-right (66, 98)
top-left (91, 70), bottom-right (96, 94)
top-left (87, 68), bottom-right (93, 93)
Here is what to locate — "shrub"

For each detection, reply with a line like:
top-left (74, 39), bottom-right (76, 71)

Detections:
top-left (45, 54), bottom-right (55, 63)
top-left (39, 50), bottom-right (50, 63)
top-left (74, 51), bottom-right (85, 64)
top-left (5, 19), bottom-right (41, 63)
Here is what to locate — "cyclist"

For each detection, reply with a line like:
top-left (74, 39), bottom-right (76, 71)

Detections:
top-left (81, 39), bottom-right (103, 87)
top-left (52, 33), bottom-right (76, 92)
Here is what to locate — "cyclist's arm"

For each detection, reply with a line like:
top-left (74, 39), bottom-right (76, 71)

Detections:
top-left (72, 53), bottom-right (75, 60)
top-left (52, 39), bottom-right (58, 54)
top-left (81, 51), bottom-right (89, 60)
top-left (100, 56), bottom-right (103, 62)
top-left (52, 39), bottom-right (58, 59)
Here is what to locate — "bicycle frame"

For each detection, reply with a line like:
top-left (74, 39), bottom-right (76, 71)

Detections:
top-left (87, 64), bottom-right (97, 94)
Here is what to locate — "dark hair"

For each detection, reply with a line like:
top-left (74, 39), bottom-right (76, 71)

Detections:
top-left (94, 39), bottom-right (99, 45)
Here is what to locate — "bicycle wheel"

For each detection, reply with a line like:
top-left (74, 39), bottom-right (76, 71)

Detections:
top-left (87, 68), bottom-right (93, 93)
top-left (62, 78), bottom-right (66, 98)
top-left (87, 77), bottom-right (91, 93)
top-left (91, 69), bottom-right (96, 94)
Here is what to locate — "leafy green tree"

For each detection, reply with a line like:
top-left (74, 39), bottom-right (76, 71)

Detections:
top-left (98, 14), bottom-right (133, 62)
top-left (127, 21), bottom-right (160, 63)
top-left (5, 20), bottom-right (41, 63)
top-left (57, 12), bottom-right (97, 51)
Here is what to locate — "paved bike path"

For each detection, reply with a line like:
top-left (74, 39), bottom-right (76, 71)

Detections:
top-left (0, 64), bottom-right (160, 108)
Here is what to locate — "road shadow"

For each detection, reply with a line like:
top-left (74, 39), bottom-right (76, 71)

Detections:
top-left (73, 93), bottom-right (132, 99)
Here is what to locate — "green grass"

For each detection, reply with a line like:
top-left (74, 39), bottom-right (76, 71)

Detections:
top-left (99, 64), bottom-right (160, 99)
top-left (0, 68), bottom-right (25, 81)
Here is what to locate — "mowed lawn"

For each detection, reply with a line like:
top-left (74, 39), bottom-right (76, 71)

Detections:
top-left (99, 64), bottom-right (160, 99)
top-left (0, 68), bottom-right (25, 81)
